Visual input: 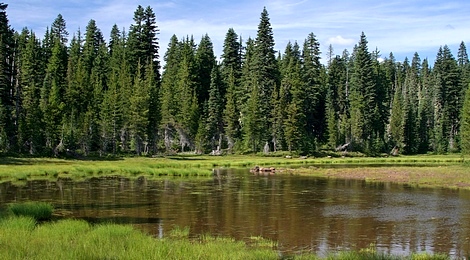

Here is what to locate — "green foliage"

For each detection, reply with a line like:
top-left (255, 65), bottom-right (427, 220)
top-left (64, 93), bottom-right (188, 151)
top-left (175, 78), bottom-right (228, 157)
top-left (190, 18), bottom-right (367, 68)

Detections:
top-left (460, 84), bottom-right (470, 155)
top-left (1, 4), bottom-right (470, 157)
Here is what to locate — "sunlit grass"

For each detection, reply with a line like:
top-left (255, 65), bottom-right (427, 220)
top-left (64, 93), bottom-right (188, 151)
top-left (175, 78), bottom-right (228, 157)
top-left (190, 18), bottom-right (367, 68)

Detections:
top-left (0, 216), bottom-right (279, 260)
top-left (0, 154), bottom-right (466, 184)
top-left (0, 215), bottom-right (451, 260)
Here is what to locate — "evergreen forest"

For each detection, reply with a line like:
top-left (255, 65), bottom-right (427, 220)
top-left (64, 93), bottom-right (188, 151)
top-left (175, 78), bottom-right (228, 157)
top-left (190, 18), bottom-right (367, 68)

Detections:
top-left (1, 3), bottom-right (470, 157)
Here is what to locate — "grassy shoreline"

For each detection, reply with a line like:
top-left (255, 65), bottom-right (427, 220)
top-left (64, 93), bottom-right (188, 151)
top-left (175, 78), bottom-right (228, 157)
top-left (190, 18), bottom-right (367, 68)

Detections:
top-left (0, 214), bottom-right (450, 260)
top-left (0, 154), bottom-right (468, 189)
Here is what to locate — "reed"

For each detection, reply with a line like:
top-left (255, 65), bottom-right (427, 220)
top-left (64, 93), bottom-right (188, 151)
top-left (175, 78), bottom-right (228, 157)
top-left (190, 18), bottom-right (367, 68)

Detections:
top-left (8, 201), bottom-right (54, 221)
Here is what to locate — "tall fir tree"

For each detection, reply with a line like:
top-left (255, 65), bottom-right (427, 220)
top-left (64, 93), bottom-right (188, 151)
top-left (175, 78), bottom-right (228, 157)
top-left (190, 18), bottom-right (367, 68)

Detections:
top-left (16, 30), bottom-right (45, 154)
top-left (221, 28), bottom-right (243, 150)
top-left (326, 55), bottom-right (348, 149)
top-left (282, 42), bottom-right (306, 152)
top-left (417, 58), bottom-right (434, 153)
top-left (349, 32), bottom-right (377, 153)
top-left (302, 32), bottom-right (325, 151)
top-left (460, 83), bottom-right (470, 156)
top-left (0, 3), bottom-right (14, 152)
top-left (434, 45), bottom-right (461, 152)
top-left (195, 34), bottom-right (216, 106)
top-left (246, 7), bottom-right (279, 151)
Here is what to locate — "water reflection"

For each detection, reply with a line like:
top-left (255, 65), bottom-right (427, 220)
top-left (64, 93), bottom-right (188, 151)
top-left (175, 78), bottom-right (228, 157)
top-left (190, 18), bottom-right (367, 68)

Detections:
top-left (1, 169), bottom-right (469, 258)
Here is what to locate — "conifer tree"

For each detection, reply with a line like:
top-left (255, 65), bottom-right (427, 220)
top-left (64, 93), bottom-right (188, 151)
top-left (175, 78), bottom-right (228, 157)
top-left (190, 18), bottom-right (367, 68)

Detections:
top-left (221, 28), bottom-right (243, 150)
top-left (434, 45), bottom-right (461, 152)
top-left (16, 30), bottom-right (44, 154)
top-left (206, 65), bottom-right (224, 151)
top-left (41, 38), bottom-right (67, 154)
top-left (326, 55), bottom-right (348, 149)
top-left (246, 7), bottom-right (279, 151)
top-left (349, 32), bottom-right (377, 152)
top-left (0, 3), bottom-right (14, 152)
top-left (128, 5), bottom-right (160, 79)
top-left (223, 68), bottom-right (240, 151)
top-left (401, 53), bottom-right (421, 154)
top-left (175, 37), bottom-right (198, 151)
top-left (129, 64), bottom-right (149, 155)
top-left (160, 35), bottom-right (181, 151)
top-left (220, 28), bottom-right (242, 99)
top-left (282, 42), bottom-right (305, 152)
top-left (460, 83), bottom-right (470, 156)
top-left (195, 34), bottom-right (216, 106)
top-left (417, 58), bottom-right (434, 153)
top-left (302, 32), bottom-right (324, 151)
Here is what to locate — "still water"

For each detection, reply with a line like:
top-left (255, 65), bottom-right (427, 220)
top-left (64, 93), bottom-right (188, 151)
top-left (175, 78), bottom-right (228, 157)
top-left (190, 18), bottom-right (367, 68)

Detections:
top-left (1, 169), bottom-right (470, 257)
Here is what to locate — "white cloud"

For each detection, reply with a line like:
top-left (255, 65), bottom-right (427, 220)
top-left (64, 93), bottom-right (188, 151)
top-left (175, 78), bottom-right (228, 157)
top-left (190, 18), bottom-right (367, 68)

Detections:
top-left (327, 35), bottom-right (355, 46)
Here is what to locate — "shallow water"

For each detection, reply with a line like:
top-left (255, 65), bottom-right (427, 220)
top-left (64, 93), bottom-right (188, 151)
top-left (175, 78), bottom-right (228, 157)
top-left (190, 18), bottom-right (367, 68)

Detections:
top-left (1, 169), bottom-right (469, 257)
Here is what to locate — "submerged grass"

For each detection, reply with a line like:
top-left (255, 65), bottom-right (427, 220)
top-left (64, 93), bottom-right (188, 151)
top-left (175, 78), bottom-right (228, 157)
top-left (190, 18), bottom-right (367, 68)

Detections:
top-left (0, 216), bottom-right (451, 260)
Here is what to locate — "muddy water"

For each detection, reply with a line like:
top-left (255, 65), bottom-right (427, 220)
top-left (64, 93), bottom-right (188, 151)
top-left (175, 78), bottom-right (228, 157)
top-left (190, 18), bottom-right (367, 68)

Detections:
top-left (1, 169), bottom-right (470, 257)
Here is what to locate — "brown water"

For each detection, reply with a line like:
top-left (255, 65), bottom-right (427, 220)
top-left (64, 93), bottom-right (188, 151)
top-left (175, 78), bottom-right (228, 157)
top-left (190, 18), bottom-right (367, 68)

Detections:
top-left (1, 169), bottom-right (470, 258)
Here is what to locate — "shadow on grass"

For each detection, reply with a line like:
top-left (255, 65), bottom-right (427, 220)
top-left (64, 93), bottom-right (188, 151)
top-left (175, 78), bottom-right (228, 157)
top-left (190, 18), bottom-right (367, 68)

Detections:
top-left (0, 156), bottom-right (124, 165)
top-left (167, 156), bottom-right (207, 161)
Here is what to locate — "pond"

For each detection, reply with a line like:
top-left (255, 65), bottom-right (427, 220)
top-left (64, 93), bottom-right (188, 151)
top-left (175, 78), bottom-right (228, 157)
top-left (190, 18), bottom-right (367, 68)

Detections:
top-left (1, 169), bottom-right (469, 258)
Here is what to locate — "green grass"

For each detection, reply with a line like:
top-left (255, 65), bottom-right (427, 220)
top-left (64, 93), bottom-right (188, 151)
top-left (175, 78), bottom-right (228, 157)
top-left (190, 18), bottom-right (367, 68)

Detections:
top-left (0, 154), bottom-right (468, 187)
top-left (0, 216), bottom-right (279, 260)
top-left (0, 216), bottom-right (451, 260)
top-left (8, 202), bottom-right (54, 221)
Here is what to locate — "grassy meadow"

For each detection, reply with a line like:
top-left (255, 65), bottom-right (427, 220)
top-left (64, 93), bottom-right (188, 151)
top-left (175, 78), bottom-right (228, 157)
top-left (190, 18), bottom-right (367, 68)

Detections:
top-left (0, 154), bottom-right (468, 188)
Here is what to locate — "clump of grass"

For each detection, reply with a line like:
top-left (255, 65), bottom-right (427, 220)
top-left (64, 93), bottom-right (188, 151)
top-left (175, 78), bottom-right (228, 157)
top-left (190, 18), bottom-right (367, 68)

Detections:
top-left (168, 226), bottom-right (190, 239)
top-left (8, 201), bottom-right (54, 221)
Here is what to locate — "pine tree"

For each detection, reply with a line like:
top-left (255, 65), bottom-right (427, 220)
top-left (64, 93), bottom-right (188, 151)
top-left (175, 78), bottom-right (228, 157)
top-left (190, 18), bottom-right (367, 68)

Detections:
top-left (460, 83), bottom-right (470, 156)
top-left (0, 3), bottom-right (14, 152)
top-left (129, 64), bottom-right (149, 155)
top-left (401, 53), bottom-right (421, 154)
top-left (220, 28), bottom-right (242, 99)
top-left (223, 68), bottom-right (240, 151)
top-left (434, 45), bottom-right (461, 152)
top-left (221, 28), bottom-right (243, 150)
top-left (349, 32), bottom-right (377, 153)
top-left (16, 30), bottom-right (45, 154)
top-left (41, 38), bottom-right (68, 155)
top-left (175, 38), bottom-right (198, 151)
top-left (51, 14), bottom-right (68, 45)
top-left (128, 5), bottom-right (160, 78)
top-left (250, 8), bottom-right (279, 150)
top-left (160, 35), bottom-right (181, 152)
top-left (282, 42), bottom-right (305, 152)
top-left (240, 37), bottom-right (259, 152)
top-left (195, 34), bottom-right (216, 106)
top-left (326, 55), bottom-right (348, 149)
top-left (302, 32), bottom-right (325, 151)
top-left (417, 58), bottom-right (434, 153)
top-left (206, 65), bottom-right (223, 152)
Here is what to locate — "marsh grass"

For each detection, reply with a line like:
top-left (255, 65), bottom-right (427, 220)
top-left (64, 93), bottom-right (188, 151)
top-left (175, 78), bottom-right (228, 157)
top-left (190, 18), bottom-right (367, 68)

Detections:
top-left (0, 216), bottom-right (452, 259)
top-left (0, 217), bottom-right (279, 260)
top-left (8, 202), bottom-right (54, 221)
top-left (0, 154), bottom-right (466, 185)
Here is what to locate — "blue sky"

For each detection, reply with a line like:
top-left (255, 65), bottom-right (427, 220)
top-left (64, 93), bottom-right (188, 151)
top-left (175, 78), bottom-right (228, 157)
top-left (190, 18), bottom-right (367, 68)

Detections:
top-left (6, 0), bottom-right (470, 64)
